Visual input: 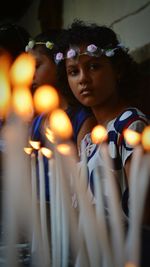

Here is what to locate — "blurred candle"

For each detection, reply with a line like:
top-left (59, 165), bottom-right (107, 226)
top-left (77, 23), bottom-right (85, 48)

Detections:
top-left (56, 143), bottom-right (72, 155)
top-left (29, 140), bottom-right (40, 150)
top-left (91, 125), bottom-right (124, 267)
top-left (46, 127), bottom-right (56, 144)
top-left (91, 125), bottom-right (107, 144)
top-left (49, 108), bottom-right (73, 140)
top-left (12, 86), bottom-right (33, 121)
top-left (10, 52), bottom-right (35, 87)
top-left (141, 125), bottom-right (150, 151)
top-left (33, 85), bottom-right (59, 114)
top-left (123, 129), bottom-right (141, 147)
top-left (0, 58), bottom-right (11, 118)
top-left (123, 129), bottom-right (143, 266)
top-left (38, 148), bottom-right (50, 265)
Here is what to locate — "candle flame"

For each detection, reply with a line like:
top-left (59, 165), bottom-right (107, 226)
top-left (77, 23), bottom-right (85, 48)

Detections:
top-left (0, 54), bottom-right (11, 117)
top-left (123, 129), bottom-right (141, 146)
top-left (40, 147), bottom-right (53, 158)
top-left (141, 126), bottom-right (150, 151)
top-left (46, 128), bottom-right (55, 143)
top-left (0, 69), bottom-right (11, 117)
top-left (10, 52), bottom-right (35, 86)
top-left (124, 262), bottom-right (137, 267)
top-left (12, 86), bottom-right (33, 120)
top-left (49, 109), bottom-right (73, 140)
top-left (29, 140), bottom-right (40, 150)
top-left (91, 125), bottom-right (107, 144)
top-left (33, 85), bottom-right (59, 114)
top-left (57, 143), bottom-right (72, 155)
top-left (24, 147), bottom-right (33, 155)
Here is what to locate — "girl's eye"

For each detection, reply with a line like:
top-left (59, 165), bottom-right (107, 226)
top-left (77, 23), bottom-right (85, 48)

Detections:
top-left (67, 68), bottom-right (79, 76)
top-left (89, 63), bottom-right (101, 70)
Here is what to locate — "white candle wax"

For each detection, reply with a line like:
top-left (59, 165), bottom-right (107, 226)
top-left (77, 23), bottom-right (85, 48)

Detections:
top-left (126, 148), bottom-right (150, 266)
top-left (101, 142), bottom-right (124, 267)
top-left (31, 153), bottom-right (42, 265)
top-left (38, 150), bottom-right (50, 265)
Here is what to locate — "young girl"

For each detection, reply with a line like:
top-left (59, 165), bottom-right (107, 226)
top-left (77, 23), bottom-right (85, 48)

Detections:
top-left (55, 20), bottom-right (149, 210)
top-left (26, 29), bottom-right (96, 200)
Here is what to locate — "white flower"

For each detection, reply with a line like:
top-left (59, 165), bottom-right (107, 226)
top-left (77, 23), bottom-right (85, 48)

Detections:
top-left (67, 49), bottom-right (76, 58)
top-left (46, 41), bottom-right (54, 49)
top-left (28, 40), bottom-right (35, 49)
top-left (55, 52), bottom-right (64, 62)
top-left (87, 44), bottom-right (98, 53)
top-left (25, 45), bottom-right (29, 52)
top-left (105, 49), bottom-right (115, 57)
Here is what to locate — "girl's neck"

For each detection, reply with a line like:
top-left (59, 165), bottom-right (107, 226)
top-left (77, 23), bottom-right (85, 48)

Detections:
top-left (92, 99), bottom-right (128, 126)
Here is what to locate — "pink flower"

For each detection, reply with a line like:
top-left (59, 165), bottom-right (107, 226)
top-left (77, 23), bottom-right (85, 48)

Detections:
top-left (55, 52), bottom-right (64, 62)
top-left (87, 44), bottom-right (98, 53)
top-left (67, 49), bottom-right (76, 58)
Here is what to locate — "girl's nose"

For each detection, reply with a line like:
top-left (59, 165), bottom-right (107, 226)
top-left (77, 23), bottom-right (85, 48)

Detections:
top-left (79, 68), bottom-right (89, 85)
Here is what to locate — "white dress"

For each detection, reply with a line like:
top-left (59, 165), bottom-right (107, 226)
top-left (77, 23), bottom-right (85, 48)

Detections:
top-left (80, 107), bottom-right (149, 203)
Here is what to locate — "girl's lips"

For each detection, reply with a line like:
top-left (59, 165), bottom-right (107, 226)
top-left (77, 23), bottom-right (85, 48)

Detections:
top-left (80, 88), bottom-right (92, 96)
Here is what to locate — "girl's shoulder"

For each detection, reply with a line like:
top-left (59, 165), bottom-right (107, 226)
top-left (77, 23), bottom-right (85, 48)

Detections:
top-left (111, 107), bottom-right (149, 134)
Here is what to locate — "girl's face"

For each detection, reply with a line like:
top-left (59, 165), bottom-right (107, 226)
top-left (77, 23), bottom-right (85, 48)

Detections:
top-left (66, 52), bottom-right (119, 109)
top-left (30, 48), bottom-right (57, 94)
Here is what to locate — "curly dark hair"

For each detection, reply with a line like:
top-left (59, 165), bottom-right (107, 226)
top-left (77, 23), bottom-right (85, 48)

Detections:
top-left (56, 20), bottom-right (142, 106)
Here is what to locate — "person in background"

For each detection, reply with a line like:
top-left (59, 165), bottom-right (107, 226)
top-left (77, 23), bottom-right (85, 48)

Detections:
top-left (25, 29), bottom-right (96, 200)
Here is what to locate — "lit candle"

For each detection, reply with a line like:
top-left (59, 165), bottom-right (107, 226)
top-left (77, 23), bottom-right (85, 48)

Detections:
top-left (55, 142), bottom-right (79, 263)
top-left (124, 129), bottom-right (141, 266)
top-left (33, 85), bottom-right (59, 114)
top-left (38, 148), bottom-right (50, 265)
top-left (91, 125), bottom-right (124, 267)
top-left (75, 141), bottom-right (101, 267)
top-left (12, 86), bottom-right (33, 121)
top-left (30, 151), bottom-right (42, 264)
top-left (48, 157), bottom-right (57, 266)
top-left (94, 167), bottom-right (114, 267)
top-left (0, 54), bottom-right (11, 118)
top-left (29, 141), bottom-right (51, 265)
top-left (10, 52), bottom-right (35, 87)
top-left (124, 128), bottom-right (150, 266)
top-left (49, 108), bottom-right (73, 140)
top-left (28, 141), bottom-right (43, 264)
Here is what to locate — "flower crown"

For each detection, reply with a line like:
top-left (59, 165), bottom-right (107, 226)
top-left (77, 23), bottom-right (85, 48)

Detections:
top-left (25, 40), bottom-right (54, 52)
top-left (55, 43), bottom-right (127, 64)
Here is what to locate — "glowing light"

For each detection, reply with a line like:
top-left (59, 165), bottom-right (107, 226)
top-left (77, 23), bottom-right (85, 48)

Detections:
top-left (40, 147), bottom-right (53, 158)
top-left (29, 140), bottom-right (40, 150)
top-left (124, 262), bottom-right (137, 267)
top-left (0, 54), bottom-right (11, 117)
top-left (24, 147), bottom-right (33, 155)
top-left (33, 85), bottom-right (59, 114)
top-left (91, 125), bottom-right (107, 144)
top-left (12, 86), bottom-right (33, 120)
top-left (57, 143), bottom-right (72, 155)
top-left (45, 128), bottom-right (55, 143)
top-left (141, 126), bottom-right (150, 151)
top-left (0, 69), bottom-right (11, 117)
top-left (10, 52), bottom-right (35, 86)
top-left (49, 109), bottom-right (73, 140)
top-left (123, 129), bottom-right (141, 146)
